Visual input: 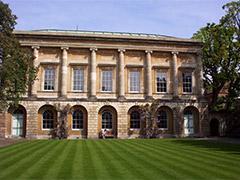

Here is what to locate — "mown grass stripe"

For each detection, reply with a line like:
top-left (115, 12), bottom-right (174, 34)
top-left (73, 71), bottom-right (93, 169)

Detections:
top-left (81, 140), bottom-right (98, 180)
top-left (93, 140), bottom-right (125, 180)
top-left (119, 139), bottom-right (207, 179)
top-left (0, 140), bottom-right (41, 160)
top-left (0, 140), bottom-right (59, 179)
top-left (26, 140), bottom-right (68, 179)
top-left (85, 140), bottom-right (113, 180)
top-left (0, 140), bottom-right (49, 169)
top-left (101, 140), bottom-right (150, 180)
top-left (110, 139), bottom-right (181, 179)
top-left (142, 139), bottom-right (240, 173)
top-left (41, 140), bottom-right (73, 178)
top-left (165, 139), bottom-right (240, 161)
top-left (128, 139), bottom-right (239, 179)
top-left (71, 140), bottom-right (84, 179)
top-left (128, 139), bottom-right (235, 179)
top-left (56, 140), bottom-right (78, 179)
top-left (0, 140), bottom-right (34, 152)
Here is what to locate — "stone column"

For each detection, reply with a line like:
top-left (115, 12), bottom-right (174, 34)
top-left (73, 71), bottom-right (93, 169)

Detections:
top-left (118, 49), bottom-right (125, 100)
top-left (197, 52), bottom-right (204, 96)
top-left (90, 47), bottom-right (97, 99)
top-left (61, 47), bottom-right (68, 98)
top-left (145, 50), bottom-right (153, 99)
top-left (172, 51), bottom-right (178, 98)
top-left (31, 46), bottom-right (40, 97)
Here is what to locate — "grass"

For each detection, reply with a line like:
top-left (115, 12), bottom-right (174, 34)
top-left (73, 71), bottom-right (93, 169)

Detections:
top-left (0, 139), bottom-right (240, 180)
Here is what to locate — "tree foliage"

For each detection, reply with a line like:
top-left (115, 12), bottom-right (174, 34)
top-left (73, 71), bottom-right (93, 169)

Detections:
top-left (192, 1), bottom-right (240, 111)
top-left (0, 1), bottom-right (36, 110)
top-left (139, 100), bottom-right (160, 138)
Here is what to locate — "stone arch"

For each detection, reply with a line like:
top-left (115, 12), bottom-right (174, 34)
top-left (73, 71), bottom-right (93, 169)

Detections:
top-left (156, 106), bottom-right (174, 134)
top-left (183, 106), bottom-right (199, 136)
top-left (69, 105), bottom-right (88, 138)
top-left (98, 105), bottom-right (118, 138)
top-left (38, 105), bottom-right (57, 133)
top-left (8, 105), bottom-right (27, 137)
top-left (210, 118), bottom-right (219, 136)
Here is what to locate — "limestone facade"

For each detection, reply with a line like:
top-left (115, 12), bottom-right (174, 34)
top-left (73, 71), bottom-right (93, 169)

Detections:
top-left (0, 30), bottom-right (208, 139)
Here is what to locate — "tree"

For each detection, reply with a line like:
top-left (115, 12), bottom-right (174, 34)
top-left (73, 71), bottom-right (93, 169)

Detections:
top-left (0, 1), bottom-right (36, 110)
top-left (139, 100), bottom-right (160, 138)
top-left (192, 1), bottom-right (240, 111)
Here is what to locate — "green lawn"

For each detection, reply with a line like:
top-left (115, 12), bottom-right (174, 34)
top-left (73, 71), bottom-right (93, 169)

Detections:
top-left (0, 139), bottom-right (240, 180)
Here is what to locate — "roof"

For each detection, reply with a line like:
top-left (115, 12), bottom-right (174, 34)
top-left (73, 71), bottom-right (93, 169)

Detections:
top-left (14, 29), bottom-right (201, 44)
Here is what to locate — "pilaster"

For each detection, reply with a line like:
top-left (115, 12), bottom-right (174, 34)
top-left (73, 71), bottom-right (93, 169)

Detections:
top-left (31, 46), bottom-right (40, 97)
top-left (118, 49), bottom-right (126, 101)
top-left (89, 47), bottom-right (97, 100)
top-left (172, 51), bottom-right (178, 98)
top-left (145, 50), bottom-right (153, 100)
top-left (61, 47), bottom-right (69, 98)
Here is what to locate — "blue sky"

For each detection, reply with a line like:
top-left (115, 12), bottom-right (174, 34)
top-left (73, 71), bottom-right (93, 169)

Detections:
top-left (4, 0), bottom-right (232, 38)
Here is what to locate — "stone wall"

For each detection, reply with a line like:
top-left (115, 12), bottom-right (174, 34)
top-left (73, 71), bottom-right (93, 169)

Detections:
top-left (3, 99), bottom-right (208, 139)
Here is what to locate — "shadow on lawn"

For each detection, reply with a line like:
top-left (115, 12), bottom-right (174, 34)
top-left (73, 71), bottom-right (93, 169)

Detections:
top-left (170, 139), bottom-right (240, 156)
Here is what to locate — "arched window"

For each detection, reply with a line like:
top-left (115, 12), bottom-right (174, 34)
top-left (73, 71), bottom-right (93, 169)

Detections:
top-left (42, 110), bottom-right (54, 129)
top-left (130, 111), bottom-right (140, 129)
top-left (12, 109), bottom-right (24, 136)
top-left (157, 110), bottom-right (168, 129)
top-left (72, 110), bottom-right (83, 129)
top-left (184, 110), bottom-right (194, 135)
top-left (102, 111), bottom-right (112, 129)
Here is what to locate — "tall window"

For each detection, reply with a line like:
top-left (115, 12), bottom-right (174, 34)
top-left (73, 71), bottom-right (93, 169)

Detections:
top-left (102, 111), bottom-right (112, 129)
top-left (129, 71), bottom-right (140, 92)
top-left (73, 68), bottom-right (84, 91)
top-left (182, 72), bottom-right (192, 93)
top-left (130, 111), bottom-right (140, 129)
top-left (42, 110), bottom-right (54, 129)
top-left (157, 110), bottom-right (168, 129)
top-left (44, 67), bottom-right (55, 90)
top-left (72, 110), bottom-right (83, 129)
top-left (102, 70), bottom-right (112, 92)
top-left (156, 71), bottom-right (167, 92)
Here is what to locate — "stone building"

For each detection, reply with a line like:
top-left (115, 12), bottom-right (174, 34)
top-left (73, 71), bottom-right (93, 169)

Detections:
top-left (0, 30), bottom-right (208, 139)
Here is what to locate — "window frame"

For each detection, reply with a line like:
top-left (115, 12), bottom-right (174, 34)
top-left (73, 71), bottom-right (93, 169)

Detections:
top-left (101, 111), bottom-right (113, 130)
top-left (129, 69), bottom-right (141, 93)
top-left (182, 71), bottom-right (193, 94)
top-left (157, 110), bottom-right (168, 130)
top-left (130, 111), bottom-right (141, 129)
top-left (72, 109), bottom-right (84, 130)
top-left (43, 66), bottom-right (56, 91)
top-left (101, 69), bottom-right (113, 92)
top-left (156, 70), bottom-right (168, 93)
top-left (72, 67), bottom-right (84, 92)
top-left (42, 110), bottom-right (54, 130)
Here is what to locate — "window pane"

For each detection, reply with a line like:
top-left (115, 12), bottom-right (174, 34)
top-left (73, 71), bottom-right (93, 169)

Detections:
top-left (130, 71), bottom-right (140, 92)
top-left (102, 111), bottom-right (112, 129)
top-left (72, 110), bottom-right (83, 129)
top-left (156, 72), bottom-right (167, 92)
top-left (42, 110), bottom-right (54, 129)
top-left (157, 110), bottom-right (168, 129)
top-left (44, 67), bottom-right (55, 90)
top-left (130, 111), bottom-right (140, 129)
top-left (73, 68), bottom-right (84, 91)
top-left (102, 70), bottom-right (112, 92)
top-left (183, 72), bottom-right (192, 93)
